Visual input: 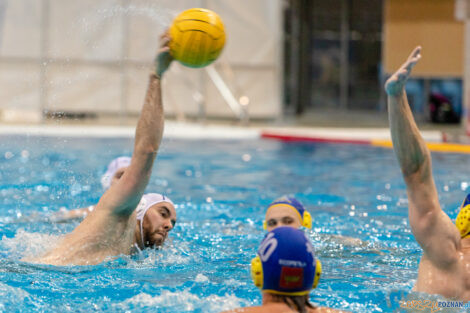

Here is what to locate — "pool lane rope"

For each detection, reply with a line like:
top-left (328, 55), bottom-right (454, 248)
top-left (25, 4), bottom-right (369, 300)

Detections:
top-left (261, 132), bottom-right (470, 155)
top-left (371, 140), bottom-right (470, 154)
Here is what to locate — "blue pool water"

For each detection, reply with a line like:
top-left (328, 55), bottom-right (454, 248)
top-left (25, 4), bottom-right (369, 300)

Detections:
top-left (0, 135), bottom-right (469, 312)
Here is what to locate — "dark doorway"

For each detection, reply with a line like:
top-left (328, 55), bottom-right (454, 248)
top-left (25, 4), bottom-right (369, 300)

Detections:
top-left (284, 0), bottom-right (383, 115)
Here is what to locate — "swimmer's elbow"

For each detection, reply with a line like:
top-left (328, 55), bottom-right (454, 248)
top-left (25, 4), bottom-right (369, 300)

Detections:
top-left (403, 154), bottom-right (432, 183)
top-left (121, 172), bottom-right (150, 194)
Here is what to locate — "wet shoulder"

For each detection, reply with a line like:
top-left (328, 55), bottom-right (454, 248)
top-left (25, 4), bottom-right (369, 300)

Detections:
top-left (221, 304), bottom-right (295, 313)
top-left (311, 307), bottom-right (351, 313)
top-left (222, 304), bottom-right (349, 313)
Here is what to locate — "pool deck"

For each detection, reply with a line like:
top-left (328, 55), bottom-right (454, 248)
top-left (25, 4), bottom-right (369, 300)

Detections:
top-left (1, 109), bottom-right (469, 153)
top-left (0, 120), bottom-right (442, 141)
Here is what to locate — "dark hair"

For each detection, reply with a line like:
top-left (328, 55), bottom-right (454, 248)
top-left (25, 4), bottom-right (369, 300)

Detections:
top-left (270, 294), bottom-right (315, 313)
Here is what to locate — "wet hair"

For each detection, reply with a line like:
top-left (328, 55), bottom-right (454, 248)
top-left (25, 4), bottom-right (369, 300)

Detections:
top-left (270, 294), bottom-right (315, 313)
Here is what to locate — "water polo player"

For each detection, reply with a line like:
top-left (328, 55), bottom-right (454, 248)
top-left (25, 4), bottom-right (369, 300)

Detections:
top-left (264, 196), bottom-right (312, 232)
top-left (386, 46), bottom-right (470, 300)
top-left (132, 193), bottom-right (176, 250)
top-left (264, 196), bottom-right (364, 247)
top-left (29, 34), bottom-right (175, 265)
top-left (222, 227), bottom-right (348, 313)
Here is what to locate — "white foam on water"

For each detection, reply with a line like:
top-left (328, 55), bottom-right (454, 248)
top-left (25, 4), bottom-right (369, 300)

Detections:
top-left (117, 290), bottom-right (251, 312)
top-left (0, 282), bottom-right (31, 311)
top-left (194, 273), bottom-right (209, 282)
top-left (223, 278), bottom-right (248, 288)
top-left (116, 240), bottom-right (193, 269)
top-left (1, 228), bottom-right (61, 259)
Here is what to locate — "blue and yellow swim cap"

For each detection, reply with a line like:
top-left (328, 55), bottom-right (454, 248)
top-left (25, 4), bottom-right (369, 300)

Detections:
top-left (456, 193), bottom-right (470, 238)
top-left (264, 196), bottom-right (312, 229)
top-left (251, 227), bottom-right (321, 296)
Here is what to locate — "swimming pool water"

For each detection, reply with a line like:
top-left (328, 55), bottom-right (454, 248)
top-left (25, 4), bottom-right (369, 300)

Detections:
top-left (0, 135), bottom-right (469, 312)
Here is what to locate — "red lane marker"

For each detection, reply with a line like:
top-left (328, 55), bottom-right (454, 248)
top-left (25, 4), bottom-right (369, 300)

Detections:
top-left (261, 132), bottom-right (372, 145)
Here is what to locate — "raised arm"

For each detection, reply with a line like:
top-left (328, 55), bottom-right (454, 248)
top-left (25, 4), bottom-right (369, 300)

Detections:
top-left (97, 35), bottom-right (173, 216)
top-left (385, 47), bottom-right (460, 268)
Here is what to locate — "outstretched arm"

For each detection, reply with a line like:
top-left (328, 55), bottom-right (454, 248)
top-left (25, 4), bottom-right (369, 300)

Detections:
top-left (50, 206), bottom-right (94, 222)
top-left (96, 35), bottom-right (173, 217)
top-left (385, 47), bottom-right (460, 268)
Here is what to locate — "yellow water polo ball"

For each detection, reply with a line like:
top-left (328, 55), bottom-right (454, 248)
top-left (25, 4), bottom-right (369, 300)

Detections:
top-left (169, 8), bottom-right (226, 68)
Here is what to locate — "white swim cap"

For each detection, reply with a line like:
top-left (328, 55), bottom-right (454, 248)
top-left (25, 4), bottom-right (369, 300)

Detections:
top-left (100, 156), bottom-right (132, 190)
top-left (136, 193), bottom-right (175, 247)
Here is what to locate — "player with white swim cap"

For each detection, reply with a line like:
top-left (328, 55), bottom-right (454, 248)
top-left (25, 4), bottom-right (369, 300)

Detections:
top-left (100, 156), bottom-right (132, 190)
top-left (29, 34), bottom-right (176, 265)
top-left (134, 193), bottom-right (176, 249)
top-left (53, 161), bottom-right (176, 250)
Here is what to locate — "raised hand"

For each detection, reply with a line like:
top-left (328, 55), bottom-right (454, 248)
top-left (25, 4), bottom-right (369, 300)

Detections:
top-left (155, 33), bottom-right (173, 78)
top-left (385, 46), bottom-right (421, 97)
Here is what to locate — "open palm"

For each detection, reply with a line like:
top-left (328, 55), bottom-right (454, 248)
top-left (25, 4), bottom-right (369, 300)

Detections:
top-left (385, 46), bottom-right (421, 97)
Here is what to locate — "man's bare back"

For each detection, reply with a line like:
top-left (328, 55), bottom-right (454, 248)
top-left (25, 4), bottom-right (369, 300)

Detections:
top-left (28, 36), bottom-right (173, 266)
top-left (32, 205), bottom-right (138, 265)
top-left (386, 46), bottom-right (470, 301)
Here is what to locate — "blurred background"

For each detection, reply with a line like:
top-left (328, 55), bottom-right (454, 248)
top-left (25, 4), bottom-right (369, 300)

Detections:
top-left (0, 0), bottom-right (468, 132)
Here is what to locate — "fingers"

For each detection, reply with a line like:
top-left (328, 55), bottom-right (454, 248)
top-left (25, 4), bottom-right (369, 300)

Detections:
top-left (397, 70), bottom-right (408, 80)
top-left (160, 35), bottom-right (171, 48)
top-left (405, 55), bottom-right (421, 71)
top-left (159, 28), bottom-right (170, 40)
top-left (409, 46), bottom-right (422, 59)
top-left (159, 30), bottom-right (168, 40)
top-left (406, 46), bottom-right (421, 64)
top-left (403, 46), bottom-right (422, 71)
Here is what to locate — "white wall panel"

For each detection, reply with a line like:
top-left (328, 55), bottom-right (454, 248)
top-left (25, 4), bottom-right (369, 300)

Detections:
top-left (48, 0), bottom-right (123, 61)
top-left (0, 0), bottom-right (41, 58)
top-left (0, 0), bottom-right (282, 121)
top-left (0, 62), bottom-right (40, 109)
top-left (46, 64), bottom-right (121, 112)
top-left (127, 0), bottom-right (194, 61)
top-left (205, 68), bottom-right (280, 119)
top-left (126, 63), bottom-right (202, 117)
top-left (207, 0), bottom-right (281, 65)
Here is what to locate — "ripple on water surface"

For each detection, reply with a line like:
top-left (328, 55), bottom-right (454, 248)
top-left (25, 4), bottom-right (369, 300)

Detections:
top-left (1, 137), bottom-right (469, 311)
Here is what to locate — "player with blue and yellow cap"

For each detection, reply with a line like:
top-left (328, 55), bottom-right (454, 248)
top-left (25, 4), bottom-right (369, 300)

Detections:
top-left (264, 196), bottom-right (312, 232)
top-left (221, 227), bottom-right (348, 313)
top-left (264, 196), bottom-right (365, 248)
top-left (456, 194), bottom-right (470, 239)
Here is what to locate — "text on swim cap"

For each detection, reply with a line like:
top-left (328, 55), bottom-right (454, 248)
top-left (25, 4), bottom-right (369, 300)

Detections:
top-left (258, 232), bottom-right (277, 262)
top-left (278, 259), bottom-right (306, 267)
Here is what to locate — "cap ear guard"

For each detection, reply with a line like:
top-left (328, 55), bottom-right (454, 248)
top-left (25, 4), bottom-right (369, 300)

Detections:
top-left (263, 220), bottom-right (267, 230)
top-left (456, 204), bottom-right (470, 238)
top-left (312, 259), bottom-right (321, 289)
top-left (251, 255), bottom-right (263, 289)
top-left (302, 211), bottom-right (312, 229)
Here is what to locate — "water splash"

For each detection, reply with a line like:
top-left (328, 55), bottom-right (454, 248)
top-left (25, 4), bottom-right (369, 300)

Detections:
top-left (1, 229), bottom-right (61, 260)
top-left (117, 290), bottom-right (251, 312)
